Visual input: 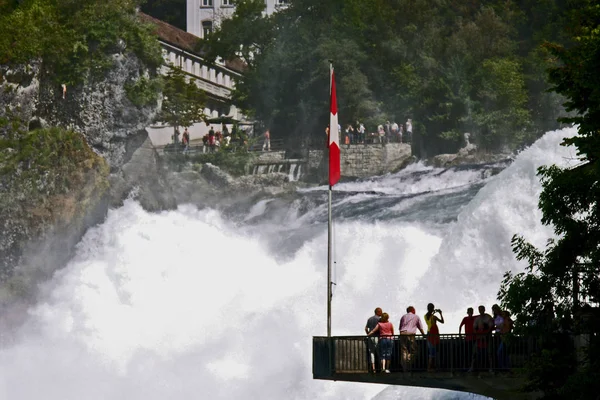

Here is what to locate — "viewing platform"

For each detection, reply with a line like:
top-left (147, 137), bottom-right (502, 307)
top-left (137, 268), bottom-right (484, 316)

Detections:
top-left (313, 335), bottom-right (541, 400)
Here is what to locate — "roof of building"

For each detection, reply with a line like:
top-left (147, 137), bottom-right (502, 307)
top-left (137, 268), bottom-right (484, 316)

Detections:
top-left (138, 12), bottom-right (246, 73)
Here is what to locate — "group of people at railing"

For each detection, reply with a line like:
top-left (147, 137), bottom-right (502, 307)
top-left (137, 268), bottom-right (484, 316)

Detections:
top-left (335, 119), bottom-right (413, 145)
top-left (170, 125), bottom-right (251, 154)
top-left (364, 303), bottom-right (514, 374)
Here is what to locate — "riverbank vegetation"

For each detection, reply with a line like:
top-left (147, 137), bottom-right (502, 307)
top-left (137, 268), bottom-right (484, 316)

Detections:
top-left (200, 0), bottom-right (573, 156)
top-left (0, 124), bottom-right (109, 282)
top-left (499, 2), bottom-right (600, 398)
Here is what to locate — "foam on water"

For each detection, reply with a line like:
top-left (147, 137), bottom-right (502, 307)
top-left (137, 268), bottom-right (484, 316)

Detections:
top-left (0, 128), bottom-right (579, 399)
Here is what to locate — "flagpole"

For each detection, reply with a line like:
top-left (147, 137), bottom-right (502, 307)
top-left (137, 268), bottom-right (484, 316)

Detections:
top-left (327, 61), bottom-right (333, 339)
top-left (327, 183), bottom-right (332, 338)
top-left (327, 60), bottom-right (340, 340)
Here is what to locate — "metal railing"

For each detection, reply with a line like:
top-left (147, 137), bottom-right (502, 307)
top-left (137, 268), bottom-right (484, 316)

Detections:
top-left (313, 334), bottom-right (539, 376)
top-left (161, 138), bottom-right (286, 154)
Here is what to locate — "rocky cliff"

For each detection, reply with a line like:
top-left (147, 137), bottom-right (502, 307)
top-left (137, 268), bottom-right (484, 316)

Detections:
top-left (0, 52), bottom-right (171, 305)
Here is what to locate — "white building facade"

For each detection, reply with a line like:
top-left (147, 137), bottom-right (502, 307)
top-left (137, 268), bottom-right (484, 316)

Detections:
top-left (140, 12), bottom-right (249, 147)
top-left (186, 0), bottom-right (288, 38)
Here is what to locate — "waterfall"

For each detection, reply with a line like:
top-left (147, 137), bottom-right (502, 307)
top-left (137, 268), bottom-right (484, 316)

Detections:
top-left (289, 163), bottom-right (298, 181)
top-left (0, 128), bottom-right (579, 400)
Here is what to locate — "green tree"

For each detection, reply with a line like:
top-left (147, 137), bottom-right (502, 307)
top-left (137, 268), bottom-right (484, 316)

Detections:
top-left (498, 2), bottom-right (600, 398)
top-left (202, 0), bottom-right (565, 154)
top-left (155, 66), bottom-right (206, 142)
top-left (0, 0), bottom-right (163, 85)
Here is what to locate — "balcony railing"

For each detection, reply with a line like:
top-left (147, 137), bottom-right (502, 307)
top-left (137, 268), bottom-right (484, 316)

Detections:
top-left (313, 334), bottom-right (539, 376)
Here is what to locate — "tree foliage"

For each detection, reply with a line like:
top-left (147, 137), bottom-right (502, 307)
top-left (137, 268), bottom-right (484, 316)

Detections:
top-left (201, 0), bottom-right (570, 155)
top-left (155, 67), bottom-right (206, 132)
top-left (0, 0), bottom-right (163, 85)
top-left (498, 1), bottom-right (600, 398)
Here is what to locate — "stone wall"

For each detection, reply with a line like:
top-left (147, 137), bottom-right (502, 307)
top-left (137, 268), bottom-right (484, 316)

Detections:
top-left (341, 143), bottom-right (412, 178)
top-left (255, 151), bottom-right (286, 163)
top-left (301, 143), bottom-right (413, 182)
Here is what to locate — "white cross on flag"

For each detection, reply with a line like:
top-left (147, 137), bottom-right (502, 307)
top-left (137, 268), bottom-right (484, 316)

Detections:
top-left (329, 65), bottom-right (340, 186)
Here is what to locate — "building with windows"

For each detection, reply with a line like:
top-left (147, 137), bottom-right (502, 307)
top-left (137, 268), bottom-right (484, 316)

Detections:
top-left (140, 12), bottom-right (249, 147)
top-left (186, 0), bottom-right (288, 38)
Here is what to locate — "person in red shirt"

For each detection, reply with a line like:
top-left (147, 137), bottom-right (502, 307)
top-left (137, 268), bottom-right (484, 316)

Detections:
top-left (459, 307), bottom-right (477, 370)
top-left (368, 312), bottom-right (395, 373)
top-left (468, 305), bottom-right (494, 373)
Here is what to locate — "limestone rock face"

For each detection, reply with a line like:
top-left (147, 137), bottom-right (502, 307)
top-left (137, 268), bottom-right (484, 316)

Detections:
top-left (166, 163), bottom-right (304, 211)
top-left (109, 138), bottom-right (177, 211)
top-left (0, 132), bottom-right (110, 298)
top-left (200, 163), bottom-right (235, 187)
top-left (0, 53), bottom-right (159, 169)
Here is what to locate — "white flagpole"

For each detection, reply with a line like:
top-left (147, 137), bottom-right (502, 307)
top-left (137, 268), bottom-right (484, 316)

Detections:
top-left (327, 61), bottom-right (333, 339)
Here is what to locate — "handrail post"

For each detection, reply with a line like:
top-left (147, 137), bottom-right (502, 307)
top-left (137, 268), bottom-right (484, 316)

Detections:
top-left (450, 334), bottom-right (454, 376)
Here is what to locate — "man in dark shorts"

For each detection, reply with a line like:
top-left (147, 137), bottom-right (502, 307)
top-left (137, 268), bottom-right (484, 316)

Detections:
top-left (365, 307), bottom-right (382, 373)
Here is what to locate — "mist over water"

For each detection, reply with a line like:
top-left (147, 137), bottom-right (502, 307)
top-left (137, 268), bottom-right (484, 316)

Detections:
top-left (0, 128), bottom-right (579, 399)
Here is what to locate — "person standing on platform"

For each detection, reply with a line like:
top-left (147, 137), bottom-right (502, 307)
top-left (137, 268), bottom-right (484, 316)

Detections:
top-left (368, 312), bottom-right (395, 373)
top-left (182, 127), bottom-right (190, 154)
top-left (365, 307), bottom-right (382, 373)
top-left (469, 305), bottom-right (494, 373)
top-left (399, 306), bottom-right (425, 372)
top-left (459, 307), bottom-right (477, 369)
top-left (405, 118), bottom-right (413, 143)
top-left (262, 129), bottom-right (271, 151)
top-left (424, 303), bottom-right (444, 372)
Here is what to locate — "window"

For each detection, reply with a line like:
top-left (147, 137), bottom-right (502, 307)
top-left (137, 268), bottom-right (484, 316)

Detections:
top-left (202, 20), bottom-right (213, 37)
top-left (222, 0), bottom-right (233, 5)
top-left (277, 0), bottom-right (288, 4)
top-left (202, 0), bottom-right (213, 6)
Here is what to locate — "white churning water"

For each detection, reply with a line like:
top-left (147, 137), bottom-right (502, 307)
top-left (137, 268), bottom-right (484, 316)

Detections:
top-left (0, 128), bottom-right (579, 399)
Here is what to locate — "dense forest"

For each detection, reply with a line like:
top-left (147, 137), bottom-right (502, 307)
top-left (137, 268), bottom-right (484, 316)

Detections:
top-left (193, 0), bottom-right (574, 156)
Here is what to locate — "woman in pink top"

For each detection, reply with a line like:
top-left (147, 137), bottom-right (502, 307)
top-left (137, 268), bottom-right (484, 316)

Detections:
top-left (368, 312), bottom-right (394, 373)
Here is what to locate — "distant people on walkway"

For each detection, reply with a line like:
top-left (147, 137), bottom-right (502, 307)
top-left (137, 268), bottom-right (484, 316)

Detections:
top-left (391, 122), bottom-right (399, 142)
top-left (208, 127), bottom-right (216, 152)
top-left (384, 121), bottom-right (391, 143)
top-left (182, 127), bottom-right (190, 154)
top-left (358, 122), bottom-right (365, 143)
top-left (365, 307), bottom-right (382, 373)
top-left (399, 306), bottom-right (425, 372)
top-left (404, 119), bottom-right (413, 143)
top-left (345, 124), bottom-right (355, 145)
top-left (469, 305), bottom-right (494, 373)
top-left (377, 125), bottom-right (385, 144)
top-left (459, 307), bottom-right (477, 369)
top-left (424, 303), bottom-right (444, 372)
top-left (171, 127), bottom-right (181, 145)
top-left (262, 129), bottom-right (271, 151)
top-left (368, 312), bottom-right (394, 373)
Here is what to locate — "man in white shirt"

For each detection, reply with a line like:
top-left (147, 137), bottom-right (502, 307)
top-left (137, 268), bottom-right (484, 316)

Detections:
top-left (405, 119), bottom-right (413, 143)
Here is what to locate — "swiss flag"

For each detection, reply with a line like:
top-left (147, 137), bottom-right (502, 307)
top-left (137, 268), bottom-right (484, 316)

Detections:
top-left (329, 66), bottom-right (340, 186)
